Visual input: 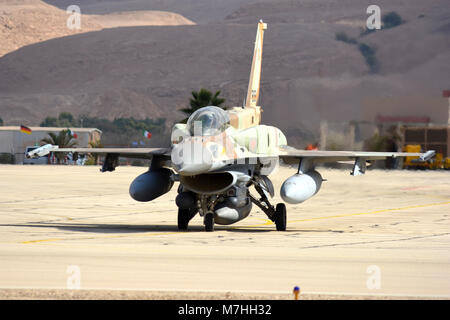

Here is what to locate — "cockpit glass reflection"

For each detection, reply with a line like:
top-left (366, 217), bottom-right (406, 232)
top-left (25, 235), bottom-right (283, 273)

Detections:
top-left (187, 106), bottom-right (230, 136)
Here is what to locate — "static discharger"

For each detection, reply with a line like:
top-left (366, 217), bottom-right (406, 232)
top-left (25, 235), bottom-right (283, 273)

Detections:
top-left (293, 286), bottom-right (301, 300)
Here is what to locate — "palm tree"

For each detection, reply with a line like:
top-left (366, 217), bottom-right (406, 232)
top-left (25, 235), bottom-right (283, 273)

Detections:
top-left (88, 139), bottom-right (103, 165)
top-left (179, 88), bottom-right (226, 123)
top-left (41, 129), bottom-right (77, 164)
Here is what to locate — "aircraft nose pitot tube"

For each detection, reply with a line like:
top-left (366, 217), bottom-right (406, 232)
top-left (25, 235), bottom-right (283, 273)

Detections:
top-left (129, 168), bottom-right (174, 202)
top-left (280, 170), bottom-right (323, 204)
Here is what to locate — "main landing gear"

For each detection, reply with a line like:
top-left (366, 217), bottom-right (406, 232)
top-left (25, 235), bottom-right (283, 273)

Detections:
top-left (177, 183), bottom-right (287, 232)
top-left (177, 193), bottom-right (217, 232)
top-left (179, 210), bottom-right (213, 232)
top-left (249, 182), bottom-right (287, 231)
top-left (177, 208), bottom-right (197, 230)
top-left (274, 203), bottom-right (287, 231)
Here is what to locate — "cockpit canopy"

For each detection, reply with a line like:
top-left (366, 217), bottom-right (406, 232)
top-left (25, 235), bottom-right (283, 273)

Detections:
top-left (187, 106), bottom-right (230, 136)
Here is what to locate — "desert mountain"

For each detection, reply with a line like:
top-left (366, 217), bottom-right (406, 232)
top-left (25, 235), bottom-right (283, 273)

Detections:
top-left (0, 0), bottom-right (449, 143)
top-left (89, 11), bottom-right (195, 28)
top-left (0, 0), bottom-right (101, 57)
top-left (43, 0), bottom-right (263, 24)
top-left (0, 0), bottom-right (194, 57)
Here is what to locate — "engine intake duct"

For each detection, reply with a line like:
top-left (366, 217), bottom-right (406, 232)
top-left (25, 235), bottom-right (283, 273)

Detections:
top-left (179, 172), bottom-right (236, 195)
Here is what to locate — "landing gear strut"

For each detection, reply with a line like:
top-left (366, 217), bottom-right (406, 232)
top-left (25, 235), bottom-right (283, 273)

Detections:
top-left (249, 181), bottom-right (287, 231)
top-left (197, 195), bottom-right (219, 232)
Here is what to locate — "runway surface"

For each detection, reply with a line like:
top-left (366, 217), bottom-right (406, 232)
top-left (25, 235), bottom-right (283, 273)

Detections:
top-left (0, 165), bottom-right (449, 299)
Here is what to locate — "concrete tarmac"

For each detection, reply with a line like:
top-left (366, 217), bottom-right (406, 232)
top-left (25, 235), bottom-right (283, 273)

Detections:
top-left (0, 164), bottom-right (449, 299)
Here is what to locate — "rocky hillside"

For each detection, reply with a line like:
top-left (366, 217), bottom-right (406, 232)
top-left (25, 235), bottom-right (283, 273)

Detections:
top-left (0, 0), bottom-right (194, 57)
top-left (0, 0), bottom-right (449, 144)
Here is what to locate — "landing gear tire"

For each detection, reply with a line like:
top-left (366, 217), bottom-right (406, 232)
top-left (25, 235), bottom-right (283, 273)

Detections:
top-left (204, 212), bottom-right (214, 232)
top-left (178, 208), bottom-right (196, 230)
top-left (274, 203), bottom-right (287, 231)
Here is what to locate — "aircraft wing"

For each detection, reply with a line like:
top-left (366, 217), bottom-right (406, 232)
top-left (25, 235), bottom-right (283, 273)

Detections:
top-left (55, 147), bottom-right (171, 160)
top-left (278, 146), bottom-right (435, 175)
top-left (27, 145), bottom-right (172, 172)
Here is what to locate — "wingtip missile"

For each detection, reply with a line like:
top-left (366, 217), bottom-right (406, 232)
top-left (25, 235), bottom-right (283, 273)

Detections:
top-left (419, 150), bottom-right (436, 162)
top-left (26, 144), bottom-right (58, 158)
top-left (410, 150), bottom-right (436, 163)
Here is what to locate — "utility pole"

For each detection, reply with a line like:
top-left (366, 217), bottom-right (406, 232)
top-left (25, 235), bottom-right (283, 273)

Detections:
top-left (443, 90), bottom-right (450, 125)
top-left (320, 120), bottom-right (327, 150)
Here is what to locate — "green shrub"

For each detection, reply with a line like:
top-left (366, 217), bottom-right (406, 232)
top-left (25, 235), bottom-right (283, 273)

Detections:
top-left (335, 31), bottom-right (357, 44)
top-left (359, 27), bottom-right (376, 37)
top-left (0, 153), bottom-right (15, 164)
top-left (40, 117), bottom-right (58, 127)
top-left (365, 133), bottom-right (389, 152)
top-left (382, 12), bottom-right (403, 29)
top-left (358, 43), bottom-right (379, 73)
top-left (84, 157), bottom-right (97, 166)
top-left (40, 112), bottom-right (168, 147)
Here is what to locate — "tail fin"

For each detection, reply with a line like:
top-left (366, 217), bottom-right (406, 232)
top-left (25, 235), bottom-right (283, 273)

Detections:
top-left (245, 20), bottom-right (267, 108)
top-left (229, 21), bottom-right (266, 130)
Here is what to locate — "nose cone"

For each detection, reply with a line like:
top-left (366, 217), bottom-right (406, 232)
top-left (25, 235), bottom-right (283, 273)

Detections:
top-left (171, 141), bottom-right (213, 176)
top-left (178, 162), bottom-right (212, 175)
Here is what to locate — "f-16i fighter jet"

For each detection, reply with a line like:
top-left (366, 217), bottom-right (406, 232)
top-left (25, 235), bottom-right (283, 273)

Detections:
top-left (28, 21), bottom-right (434, 232)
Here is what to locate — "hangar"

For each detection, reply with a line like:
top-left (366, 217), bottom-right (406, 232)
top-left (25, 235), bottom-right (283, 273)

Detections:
top-left (0, 126), bottom-right (101, 164)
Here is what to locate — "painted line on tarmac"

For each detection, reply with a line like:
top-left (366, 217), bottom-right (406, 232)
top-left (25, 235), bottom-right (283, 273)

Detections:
top-left (19, 200), bottom-right (450, 244)
top-left (252, 200), bottom-right (450, 227)
top-left (20, 231), bottom-right (179, 244)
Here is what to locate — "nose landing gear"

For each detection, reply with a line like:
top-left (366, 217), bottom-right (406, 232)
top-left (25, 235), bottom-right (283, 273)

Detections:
top-left (204, 212), bottom-right (214, 232)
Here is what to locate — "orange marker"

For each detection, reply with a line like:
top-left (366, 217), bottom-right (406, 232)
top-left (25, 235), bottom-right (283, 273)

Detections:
top-left (293, 286), bottom-right (300, 300)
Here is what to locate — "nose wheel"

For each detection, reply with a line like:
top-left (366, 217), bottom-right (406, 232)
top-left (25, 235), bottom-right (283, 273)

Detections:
top-left (204, 212), bottom-right (214, 232)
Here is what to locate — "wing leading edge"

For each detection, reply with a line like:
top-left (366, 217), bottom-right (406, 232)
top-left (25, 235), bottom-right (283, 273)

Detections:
top-left (55, 147), bottom-right (171, 160)
top-left (26, 145), bottom-right (172, 172)
top-left (277, 146), bottom-right (435, 175)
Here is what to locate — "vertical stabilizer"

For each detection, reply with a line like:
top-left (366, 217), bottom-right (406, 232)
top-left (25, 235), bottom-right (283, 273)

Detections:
top-left (245, 20), bottom-right (267, 108)
top-left (229, 21), bottom-right (266, 130)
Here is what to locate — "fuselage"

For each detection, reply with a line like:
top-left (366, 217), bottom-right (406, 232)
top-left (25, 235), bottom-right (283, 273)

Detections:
top-left (167, 106), bottom-right (287, 225)
top-left (170, 106), bottom-right (287, 178)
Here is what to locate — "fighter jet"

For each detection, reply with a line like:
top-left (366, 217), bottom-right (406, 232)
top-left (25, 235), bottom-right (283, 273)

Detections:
top-left (28, 21), bottom-right (434, 232)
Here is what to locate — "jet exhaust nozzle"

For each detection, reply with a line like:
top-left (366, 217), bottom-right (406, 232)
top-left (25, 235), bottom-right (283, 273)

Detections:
top-left (280, 170), bottom-right (322, 204)
top-left (129, 168), bottom-right (174, 202)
